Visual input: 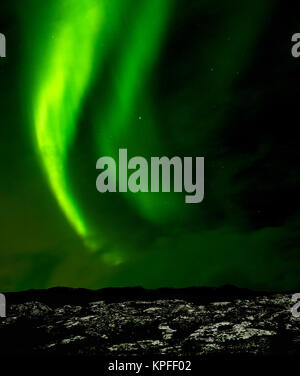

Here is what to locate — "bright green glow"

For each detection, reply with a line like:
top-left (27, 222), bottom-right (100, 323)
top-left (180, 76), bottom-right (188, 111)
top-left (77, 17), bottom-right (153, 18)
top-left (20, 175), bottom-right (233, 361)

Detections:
top-left (96, 0), bottom-right (270, 224)
top-left (32, 0), bottom-right (270, 246)
top-left (98, 0), bottom-right (175, 223)
top-left (34, 0), bottom-right (103, 239)
top-left (102, 0), bottom-right (171, 147)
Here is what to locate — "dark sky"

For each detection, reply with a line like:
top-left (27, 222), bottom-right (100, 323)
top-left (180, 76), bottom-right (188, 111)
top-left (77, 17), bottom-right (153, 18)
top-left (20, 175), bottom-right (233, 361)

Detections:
top-left (0, 0), bottom-right (299, 292)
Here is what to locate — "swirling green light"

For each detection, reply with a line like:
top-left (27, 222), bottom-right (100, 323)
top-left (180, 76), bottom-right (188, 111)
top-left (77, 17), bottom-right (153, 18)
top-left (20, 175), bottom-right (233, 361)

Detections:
top-left (34, 0), bottom-right (103, 239)
top-left (32, 0), bottom-right (269, 246)
top-left (98, 0), bottom-right (174, 224)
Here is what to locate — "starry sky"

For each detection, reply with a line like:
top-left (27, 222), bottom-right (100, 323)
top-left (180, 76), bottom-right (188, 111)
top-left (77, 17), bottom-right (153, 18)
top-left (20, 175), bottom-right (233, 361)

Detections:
top-left (0, 0), bottom-right (299, 292)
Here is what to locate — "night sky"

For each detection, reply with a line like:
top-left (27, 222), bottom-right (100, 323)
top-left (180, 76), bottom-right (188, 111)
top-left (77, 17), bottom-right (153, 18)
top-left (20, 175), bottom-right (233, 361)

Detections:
top-left (0, 0), bottom-right (299, 292)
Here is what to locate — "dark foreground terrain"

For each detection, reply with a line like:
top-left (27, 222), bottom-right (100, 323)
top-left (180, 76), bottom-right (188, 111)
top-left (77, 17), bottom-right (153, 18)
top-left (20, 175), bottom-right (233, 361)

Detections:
top-left (0, 286), bottom-right (299, 358)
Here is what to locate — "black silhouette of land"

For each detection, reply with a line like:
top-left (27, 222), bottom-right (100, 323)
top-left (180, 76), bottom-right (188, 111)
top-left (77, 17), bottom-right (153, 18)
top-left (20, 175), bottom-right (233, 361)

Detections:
top-left (0, 286), bottom-right (299, 360)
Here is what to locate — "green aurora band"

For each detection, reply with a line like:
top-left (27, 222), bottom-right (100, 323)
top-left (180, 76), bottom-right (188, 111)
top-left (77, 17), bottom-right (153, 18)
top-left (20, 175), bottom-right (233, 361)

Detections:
top-left (33, 0), bottom-right (103, 242)
top-left (95, 0), bottom-right (271, 224)
top-left (32, 0), bottom-right (270, 250)
top-left (97, 0), bottom-right (176, 224)
top-left (33, 0), bottom-right (173, 247)
top-left (0, 0), bottom-right (298, 291)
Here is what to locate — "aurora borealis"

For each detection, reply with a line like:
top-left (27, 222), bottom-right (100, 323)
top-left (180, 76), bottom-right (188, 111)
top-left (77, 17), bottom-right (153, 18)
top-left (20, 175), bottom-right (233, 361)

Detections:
top-left (34, 0), bottom-right (174, 246)
top-left (0, 0), bottom-right (299, 292)
top-left (34, 0), bottom-right (103, 241)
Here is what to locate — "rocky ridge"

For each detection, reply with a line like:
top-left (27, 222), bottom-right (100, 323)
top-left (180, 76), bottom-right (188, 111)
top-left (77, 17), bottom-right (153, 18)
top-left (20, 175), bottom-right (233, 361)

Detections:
top-left (0, 286), bottom-right (299, 357)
